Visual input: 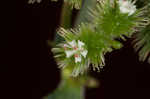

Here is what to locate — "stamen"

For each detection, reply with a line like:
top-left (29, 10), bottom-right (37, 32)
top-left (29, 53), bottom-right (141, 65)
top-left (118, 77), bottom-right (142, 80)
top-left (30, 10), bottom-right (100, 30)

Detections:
top-left (64, 44), bottom-right (67, 50)
top-left (80, 48), bottom-right (84, 51)
top-left (74, 54), bottom-right (79, 57)
top-left (73, 46), bottom-right (78, 50)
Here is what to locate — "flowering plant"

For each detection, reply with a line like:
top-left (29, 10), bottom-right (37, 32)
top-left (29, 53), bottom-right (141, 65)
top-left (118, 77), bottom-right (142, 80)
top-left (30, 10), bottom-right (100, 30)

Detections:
top-left (43, 0), bottom-right (150, 99)
top-left (64, 40), bottom-right (88, 63)
top-left (51, 0), bottom-right (149, 77)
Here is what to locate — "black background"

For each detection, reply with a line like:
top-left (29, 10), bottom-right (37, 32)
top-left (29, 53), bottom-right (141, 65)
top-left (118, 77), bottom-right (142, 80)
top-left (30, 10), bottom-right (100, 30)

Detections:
top-left (1, 0), bottom-right (150, 99)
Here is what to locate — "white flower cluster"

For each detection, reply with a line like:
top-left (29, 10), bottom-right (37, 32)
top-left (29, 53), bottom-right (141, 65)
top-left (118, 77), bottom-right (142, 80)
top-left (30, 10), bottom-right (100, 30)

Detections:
top-left (118, 0), bottom-right (136, 16)
top-left (64, 40), bottom-right (88, 63)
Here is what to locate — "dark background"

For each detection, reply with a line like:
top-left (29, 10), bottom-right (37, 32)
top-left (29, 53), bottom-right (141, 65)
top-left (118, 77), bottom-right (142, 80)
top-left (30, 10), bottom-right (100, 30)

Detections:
top-left (1, 0), bottom-right (150, 99)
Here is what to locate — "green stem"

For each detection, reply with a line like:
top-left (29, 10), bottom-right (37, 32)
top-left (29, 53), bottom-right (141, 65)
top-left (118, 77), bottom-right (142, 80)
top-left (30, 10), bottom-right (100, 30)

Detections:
top-left (60, 2), bottom-right (72, 29)
top-left (54, 1), bottom-right (73, 43)
top-left (75, 0), bottom-right (97, 26)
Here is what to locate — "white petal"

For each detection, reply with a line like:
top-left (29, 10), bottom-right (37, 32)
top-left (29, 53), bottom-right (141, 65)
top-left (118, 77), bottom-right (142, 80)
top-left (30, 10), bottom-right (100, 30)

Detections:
top-left (120, 7), bottom-right (130, 13)
top-left (68, 40), bottom-right (76, 47)
top-left (129, 10), bottom-right (134, 16)
top-left (81, 50), bottom-right (88, 58)
top-left (65, 50), bottom-right (76, 58)
top-left (75, 56), bottom-right (82, 63)
top-left (78, 40), bottom-right (85, 49)
top-left (129, 7), bottom-right (136, 15)
top-left (121, 2), bottom-right (128, 7)
top-left (64, 44), bottom-right (71, 48)
top-left (119, 0), bottom-right (136, 16)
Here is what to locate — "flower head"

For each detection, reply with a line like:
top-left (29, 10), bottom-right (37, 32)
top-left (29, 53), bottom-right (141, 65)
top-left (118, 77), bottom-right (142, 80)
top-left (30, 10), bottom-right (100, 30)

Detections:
top-left (118, 0), bottom-right (136, 16)
top-left (64, 40), bottom-right (88, 63)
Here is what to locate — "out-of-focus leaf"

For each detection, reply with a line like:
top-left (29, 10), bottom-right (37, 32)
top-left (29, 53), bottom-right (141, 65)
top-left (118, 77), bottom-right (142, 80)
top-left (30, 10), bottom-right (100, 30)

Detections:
top-left (44, 79), bottom-right (84, 99)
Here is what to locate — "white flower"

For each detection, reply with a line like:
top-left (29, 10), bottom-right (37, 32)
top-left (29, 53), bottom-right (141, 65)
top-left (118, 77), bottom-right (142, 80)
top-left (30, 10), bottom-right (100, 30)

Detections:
top-left (118, 0), bottom-right (136, 16)
top-left (64, 40), bottom-right (88, 63)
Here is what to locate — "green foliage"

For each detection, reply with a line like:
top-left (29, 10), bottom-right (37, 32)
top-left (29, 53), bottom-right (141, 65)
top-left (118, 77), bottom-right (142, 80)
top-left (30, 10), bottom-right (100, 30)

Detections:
top-left (77, 24), bottom-right (115, 69)
top-left (75, 0), bottom-right (97, 26)
top-left (52, 0), bottom-right (148, 77)
top-left (133, 0), bottom-right (150, 63)
top-left (134, 24), bottom-right (150, 63)
top-left (91, 0), bottom-right (148, 39)
top-left (45, 78), bottom-right (84, 99)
